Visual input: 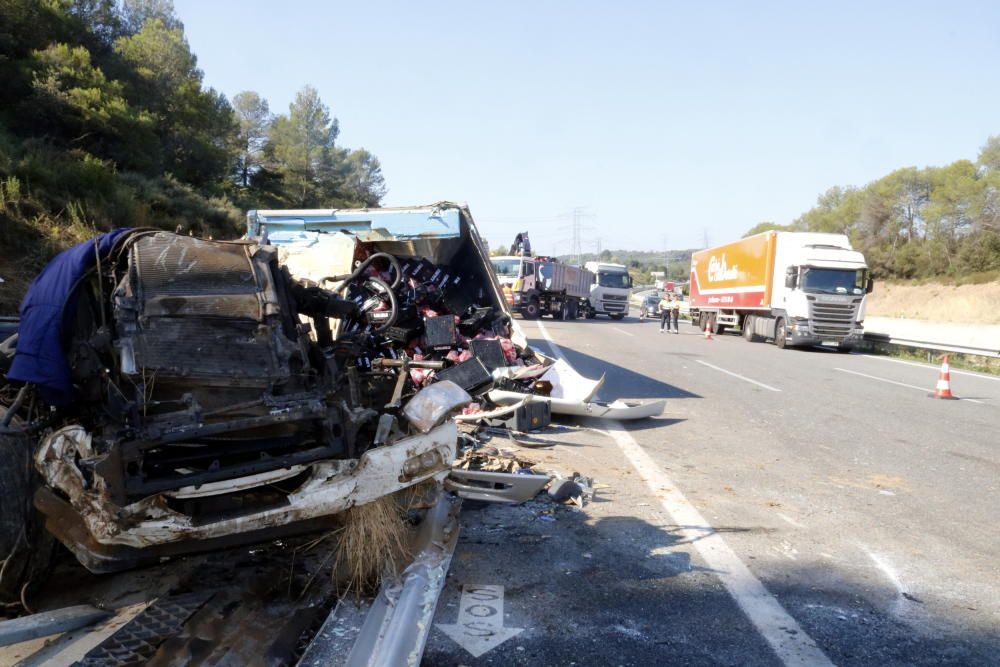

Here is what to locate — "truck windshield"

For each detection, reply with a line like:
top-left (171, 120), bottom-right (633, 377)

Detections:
top-left (491, 259), bottom-right (521, 277)
top-left (801, 267), bottom-right (867, 295)
top-left (597, 271), bottom-right (629, 288)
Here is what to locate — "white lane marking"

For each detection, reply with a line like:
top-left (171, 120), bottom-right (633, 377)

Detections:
top-left (436, 585), bottom-right (523, 658)
top-left (695, 360), bottom-right (782, 392)
top-left (834, 368), bottom-right (984, 404)
top-left (776, 512), bottom-right (807, 529)
top-left (858, 544), bottom-right (916, 621)
top-left (610, 326), bottom-right (634, 337)
top-left (533, 318), bottom-right (570, 359)
top-left (604, 424), bottom-right (831, 666)
top-left (533, 320), bottom-right (832, 667)
top-left (862, 547), bottom-right (905, 596)
top-left (860, 354), bottom-right (1000, 383)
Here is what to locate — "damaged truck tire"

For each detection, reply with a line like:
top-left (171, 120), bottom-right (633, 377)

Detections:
top-left (0, 428), bottom-right (54, 603)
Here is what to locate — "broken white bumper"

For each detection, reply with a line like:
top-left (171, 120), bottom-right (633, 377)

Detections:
top-left (34, 423), bottom-right (457, 572)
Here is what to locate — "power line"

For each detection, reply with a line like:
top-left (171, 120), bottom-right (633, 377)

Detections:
top-left (564, 206), bottom-right (595, 266)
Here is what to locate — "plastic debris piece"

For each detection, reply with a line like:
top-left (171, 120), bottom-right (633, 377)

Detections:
top-left (548, 478), bottom-right (583, 503)
top-left (403, 381), bottom-right (472, 433)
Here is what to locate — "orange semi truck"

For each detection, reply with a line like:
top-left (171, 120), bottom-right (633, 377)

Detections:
top-left (688, 231), bottom-right (873, 351)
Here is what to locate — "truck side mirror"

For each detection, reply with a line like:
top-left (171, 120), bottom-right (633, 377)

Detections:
top-left (628, 275), bottom-right (634, 288)
top-left (784, 267), bottom-right (797, 289)
top-left (865, 276), bottom-right (874, 294)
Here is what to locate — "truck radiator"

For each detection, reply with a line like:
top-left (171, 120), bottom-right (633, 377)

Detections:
top-left (808, 301), bottom-right (856, 338)
top-left (600, 294), bottom-right (628, 312)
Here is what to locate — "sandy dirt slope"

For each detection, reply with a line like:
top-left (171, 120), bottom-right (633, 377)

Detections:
top-left (867, 280), bottom-right (1000, 324)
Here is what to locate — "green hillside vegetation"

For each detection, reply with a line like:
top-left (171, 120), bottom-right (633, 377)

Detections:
top-left (0, 0), bottom-right (386, 314)
top-left (554, 250), bottom-right (695, 286)
top-left (744, 138), bottom-right (1000, 283)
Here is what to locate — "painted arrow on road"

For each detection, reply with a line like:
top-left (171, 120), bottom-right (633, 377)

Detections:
top-left (436, 584), bottom-right (523, 658)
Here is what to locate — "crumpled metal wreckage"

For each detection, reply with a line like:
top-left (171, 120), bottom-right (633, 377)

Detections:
top-left (0, 202), bottom-right (663, 665)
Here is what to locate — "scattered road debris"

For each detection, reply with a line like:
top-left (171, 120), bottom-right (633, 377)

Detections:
top-left (547, 478), bottom-right (584, 503)
top-left (446, 470), bottom-right (552, 504)
top-left (547, 473), bottom-right (595, 508)
top-left (453, 445), bottom-right (538, 474)
top-left (447, 443), bottom-right (552, 504)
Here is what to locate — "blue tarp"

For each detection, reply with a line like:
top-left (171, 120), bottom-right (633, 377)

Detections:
top-left (7, 229), bottom-right (131, 406)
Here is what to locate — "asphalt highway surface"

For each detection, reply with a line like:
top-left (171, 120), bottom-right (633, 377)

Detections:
top-left (426, 312), bottom-right (1000, 666)
top-left (4, 312), bottom-right (997, 667)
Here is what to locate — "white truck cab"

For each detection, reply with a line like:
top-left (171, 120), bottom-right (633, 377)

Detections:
top-left (584, 261), bottom-right (632, 320)
top-left (772, 233), bottom-right (871, 349)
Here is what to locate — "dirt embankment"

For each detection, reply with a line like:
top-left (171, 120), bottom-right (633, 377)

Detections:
top-left (867, 280), bottom-right (1000, 325)
top-left (0, 255), bottom-right (32, 316)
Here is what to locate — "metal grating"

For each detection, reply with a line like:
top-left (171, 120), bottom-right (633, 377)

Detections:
top-left (133, 233), bottom-right (260, 297)
top-left (134, 317), bottom-right (278, 380)
top-left (808, 301), bottom-right (856, 337)
top-left (73, 592), bottom-right (213, 667)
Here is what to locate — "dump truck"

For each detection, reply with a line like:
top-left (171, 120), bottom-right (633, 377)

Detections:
top-left (688, 231), bottom-right (873, 350)
top-left (492, 233), bottom-right (594, 319)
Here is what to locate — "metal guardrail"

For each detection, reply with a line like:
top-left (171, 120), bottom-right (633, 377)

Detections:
top-left (619, 299), bottom-right (997, 358)
top-left (862, 332), bottom-right (1000, 358)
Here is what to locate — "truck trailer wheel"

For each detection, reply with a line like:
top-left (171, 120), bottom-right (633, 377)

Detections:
top-left (568, 300), bottom-right (579, 320)
top-left (522, 298), bottom-right (540, 320)
top-left (711, 315), bottom-right (726, 335)
top-left (774, 318), bottom-right (788, 349)
top-left (0, 427), bottom-right (54, 604)
top-left (743, 316), bottom-right (757, 342)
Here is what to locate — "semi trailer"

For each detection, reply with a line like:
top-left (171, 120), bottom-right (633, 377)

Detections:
top-left (688, 231), bottom-right (873, 351)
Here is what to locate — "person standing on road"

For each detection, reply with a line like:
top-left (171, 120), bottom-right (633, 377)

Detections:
top-left (670, 295), bottom-right (681, 333)
top-left (658, 293), bottom-right (672, 333)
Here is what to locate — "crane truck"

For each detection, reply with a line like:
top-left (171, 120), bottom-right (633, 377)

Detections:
top-left (492, 234), bottom-right (634, 319)
top-left (688, 231), bottom-right (873, 351)
top-left (492, 233), bottom-right (593, 319)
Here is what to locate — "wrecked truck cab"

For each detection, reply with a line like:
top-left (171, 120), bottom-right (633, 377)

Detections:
top-left (1, 218), bottom-right (491, 583)
top-left (1, 202), bottom-right (660, 594)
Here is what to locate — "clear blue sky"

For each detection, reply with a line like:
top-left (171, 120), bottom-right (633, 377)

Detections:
top-left (175, 0), bottom-right (1000, 254)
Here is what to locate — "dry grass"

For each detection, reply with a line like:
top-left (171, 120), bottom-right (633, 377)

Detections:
top-left (867, 279), bottom-right (1000, 324)
top-left (331, 496), bottom-right (411, 596)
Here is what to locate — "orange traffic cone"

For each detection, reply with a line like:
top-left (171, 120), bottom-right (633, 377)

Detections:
top-left (930, 355), bottom-right (957, 400)
top-left (703, 321), bottom-right (713, 340)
